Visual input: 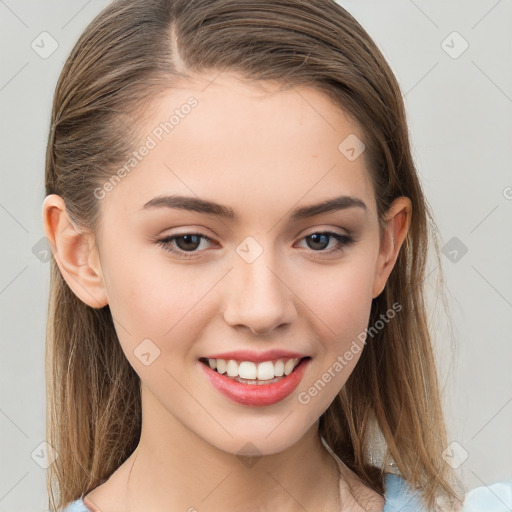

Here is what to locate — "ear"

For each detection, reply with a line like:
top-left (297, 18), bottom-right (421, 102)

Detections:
top-left (42, 194), bottom-right (108, 308)
top-left (372, 196), bottom-right (412, 299)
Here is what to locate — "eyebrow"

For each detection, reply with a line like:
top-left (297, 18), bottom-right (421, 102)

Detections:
top-left (142, 194), bottom-right (367, 222)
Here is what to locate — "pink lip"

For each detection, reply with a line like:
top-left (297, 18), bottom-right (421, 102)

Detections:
top-left (199, 357), bottom-right (311, 407)
top-left (202, 349), bottom-right (309, 363)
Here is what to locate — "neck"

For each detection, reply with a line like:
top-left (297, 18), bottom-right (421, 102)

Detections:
top-left (116, 385), bottom-right (341, 512)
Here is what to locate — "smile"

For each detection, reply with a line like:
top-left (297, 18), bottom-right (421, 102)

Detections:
top-left (201, 357), bottom-right (303, 381)
top-left (198, 356), bottom-right (312, 406)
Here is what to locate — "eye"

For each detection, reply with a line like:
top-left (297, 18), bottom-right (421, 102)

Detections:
top-left (296, 231), bottom-right (355, 254)
top-left (156, 230), bottom-right (355, 260)
top-left (156, 233), bottom-right (216, 259)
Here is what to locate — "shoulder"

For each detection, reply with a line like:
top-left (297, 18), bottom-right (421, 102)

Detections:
top-left (383, 473), bottom-right (429, 511)
top-left (462, 479), bottom-right (512, 511)
top-left (383, 474), bottom-right (512, 512)
top-left (61, 499), bottom-right (91, 512)
top-left (62, 477), bottom-right (512, 512)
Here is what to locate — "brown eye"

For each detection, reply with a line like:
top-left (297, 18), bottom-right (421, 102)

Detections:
top-left (156, 233), bottom-right (215, 258)
top-left (172, 234), bottom-right (202, 251)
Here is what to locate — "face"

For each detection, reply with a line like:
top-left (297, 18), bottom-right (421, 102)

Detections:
top-left (55, 72), bottom-right (408, 456)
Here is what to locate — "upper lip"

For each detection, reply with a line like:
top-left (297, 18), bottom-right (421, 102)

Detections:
top-left (201, 349), bottom-right (310, 363)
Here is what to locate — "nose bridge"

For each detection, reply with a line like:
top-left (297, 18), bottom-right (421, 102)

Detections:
top-left (223, 235), bottom-right (296, 333)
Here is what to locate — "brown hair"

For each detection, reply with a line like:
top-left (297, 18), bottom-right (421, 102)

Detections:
top-left (45, 0), bottom-right (465, 510)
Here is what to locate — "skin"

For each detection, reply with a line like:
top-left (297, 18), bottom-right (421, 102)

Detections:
top-left (43, 72), bottom-right (411, 512)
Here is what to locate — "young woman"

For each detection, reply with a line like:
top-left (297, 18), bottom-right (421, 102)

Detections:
top-left (41, 0), bottom-right (486, 510)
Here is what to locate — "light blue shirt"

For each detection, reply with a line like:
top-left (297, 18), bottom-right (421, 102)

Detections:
top-left (62, 474), bottom-right (512, 511)
top-left (463, 480), bottom-right (512, 512)
top-left (61, 473), bottom-right (424, 511)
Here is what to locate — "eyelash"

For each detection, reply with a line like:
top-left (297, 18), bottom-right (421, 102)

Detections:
top-left (156, 231), bottom-right (355, 259)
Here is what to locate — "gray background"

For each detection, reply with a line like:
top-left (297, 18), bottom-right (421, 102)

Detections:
top-left (0, 1), bottom-right (511, 510)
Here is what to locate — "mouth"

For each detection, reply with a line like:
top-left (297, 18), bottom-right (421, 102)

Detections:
top-left (198, 356), bottom-right (312, 406)
top-left (198, 356), bottom-right (311, 385)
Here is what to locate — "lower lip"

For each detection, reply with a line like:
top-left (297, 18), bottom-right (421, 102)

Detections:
top-left (199, 358), bottom-right (311, 407)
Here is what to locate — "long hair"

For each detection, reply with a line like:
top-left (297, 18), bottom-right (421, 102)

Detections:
top-left (44, 1), bottom-right (464, 509)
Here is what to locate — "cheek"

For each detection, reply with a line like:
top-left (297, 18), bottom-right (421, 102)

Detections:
top-left (327, 270), bottom-right (372, 327)
top-left (293, 261), bottom-right (376, 422)
top-left (301, 254), bottom-right (376, 347)
top-left (100, 245), bottom-right (214, 358)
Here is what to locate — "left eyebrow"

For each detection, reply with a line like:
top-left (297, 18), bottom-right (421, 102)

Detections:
top-left (288, 195), bottom-right (367, 222)
top-left (141, 194), bottom-right (367, 221)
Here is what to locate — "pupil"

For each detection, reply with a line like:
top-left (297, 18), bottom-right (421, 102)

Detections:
top-left (308, 233), bottom-right (328, 250)
top-left (177, 234), bottom-right (200, 251)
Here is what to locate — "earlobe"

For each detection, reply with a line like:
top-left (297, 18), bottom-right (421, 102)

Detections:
top-left (372, 197), bottom-right (412, 299)
top-left (42, 194), bottom-right (108, 308)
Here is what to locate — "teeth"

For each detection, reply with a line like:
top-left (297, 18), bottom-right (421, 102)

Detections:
top-left (284, 359), bottom-right (296, 376)
top-left (216, 359), bottom-right (226, 374)
top-left (256, 361), bottom-right (273, 380)
top-left (239, 361), bottom-right (257, 380)
top-left (274, 359), bottom-right (284, 377)
top-left (206, 357), bottom-right (301, 381)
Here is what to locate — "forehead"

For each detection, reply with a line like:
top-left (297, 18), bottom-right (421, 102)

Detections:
top-left (100, 72), bottom-right (376, 223)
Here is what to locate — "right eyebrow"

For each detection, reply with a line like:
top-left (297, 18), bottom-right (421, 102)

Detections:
top-left (142, 195), bottom-right (235, 218)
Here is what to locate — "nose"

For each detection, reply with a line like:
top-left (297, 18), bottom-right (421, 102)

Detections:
top-left (223, 252), bottom-right (297, 336)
